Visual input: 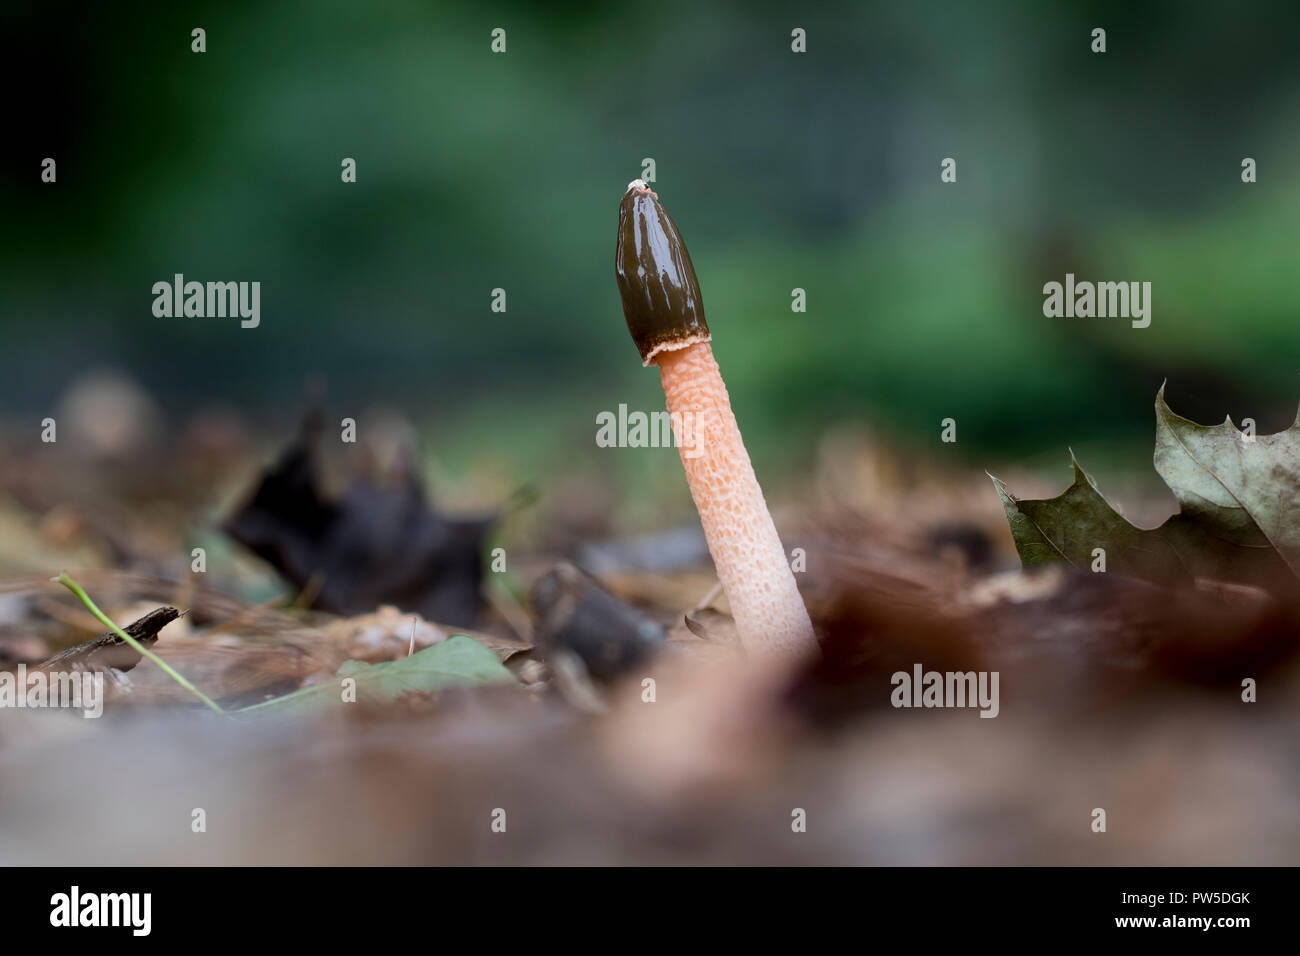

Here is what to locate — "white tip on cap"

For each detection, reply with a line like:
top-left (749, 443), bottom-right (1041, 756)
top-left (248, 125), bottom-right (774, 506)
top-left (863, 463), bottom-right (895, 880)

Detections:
top-left (627, 178), bottom-right (648, 192)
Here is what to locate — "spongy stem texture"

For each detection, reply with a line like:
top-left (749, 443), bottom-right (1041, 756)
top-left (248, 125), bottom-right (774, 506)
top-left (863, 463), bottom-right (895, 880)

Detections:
top-left (657, 342), bottom-right (816, 658)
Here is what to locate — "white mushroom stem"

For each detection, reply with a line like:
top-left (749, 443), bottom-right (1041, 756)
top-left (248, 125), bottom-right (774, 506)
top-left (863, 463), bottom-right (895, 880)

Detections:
top-left (656, 341), bottom-right (816, 659)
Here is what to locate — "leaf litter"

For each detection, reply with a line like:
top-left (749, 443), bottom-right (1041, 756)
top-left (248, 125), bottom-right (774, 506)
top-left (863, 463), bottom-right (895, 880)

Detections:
top-left (1, 387), bottom-right (1299, 863)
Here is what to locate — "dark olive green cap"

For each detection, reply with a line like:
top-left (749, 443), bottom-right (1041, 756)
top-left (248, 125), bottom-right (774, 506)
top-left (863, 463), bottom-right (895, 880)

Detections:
top-left (615, 180), bottom-right (710, 365)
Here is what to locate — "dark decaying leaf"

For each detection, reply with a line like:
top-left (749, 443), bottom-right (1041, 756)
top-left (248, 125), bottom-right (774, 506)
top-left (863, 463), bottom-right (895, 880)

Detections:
top-left (993, 389), bottom-right (1298, 593)
top-left (223, 413), bottom-right (495, 627)
top-left (37, 606), bottom-right (180, 673)
top-left (529, 562), bottom-right (665, 681)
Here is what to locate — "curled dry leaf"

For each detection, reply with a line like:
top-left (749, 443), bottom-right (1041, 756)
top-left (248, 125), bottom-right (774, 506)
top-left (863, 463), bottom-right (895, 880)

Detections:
top-left (682, 607), bottom-right (739, 644)
top-left (36, 606), bottom-right (180, 674)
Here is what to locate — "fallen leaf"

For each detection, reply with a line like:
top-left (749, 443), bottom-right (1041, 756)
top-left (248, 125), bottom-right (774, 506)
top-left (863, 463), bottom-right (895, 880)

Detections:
top-left (36, 606), bottom-right (180, 674)
top-left (993, 389), bottom-right (1298, 592)
top-left (223, 413), bottom-right (495, 627)
top-left (1154, 385), bottom-right (1300, 577)
top-left (236, 634), bottom-right (517, 715)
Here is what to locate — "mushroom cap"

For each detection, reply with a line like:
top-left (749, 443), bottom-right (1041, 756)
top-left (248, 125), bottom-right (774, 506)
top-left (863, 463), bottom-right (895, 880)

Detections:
top-left (615, 180), bottom-right (711, 366)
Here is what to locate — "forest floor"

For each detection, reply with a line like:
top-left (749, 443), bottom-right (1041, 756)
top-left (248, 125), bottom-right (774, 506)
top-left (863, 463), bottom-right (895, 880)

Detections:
top-left (0, 380), bottom-right (1296, 865)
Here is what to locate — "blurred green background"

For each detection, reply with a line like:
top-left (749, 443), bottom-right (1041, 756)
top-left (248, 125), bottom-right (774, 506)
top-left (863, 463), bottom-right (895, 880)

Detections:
top-left (3, 0), bottom-right (1298, 503)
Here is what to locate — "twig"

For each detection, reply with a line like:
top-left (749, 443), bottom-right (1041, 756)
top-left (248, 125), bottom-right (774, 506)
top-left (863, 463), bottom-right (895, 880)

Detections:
top-left (691, 580), bottom-right (723, 613)
top-left (486, 576), bottom-right (534, 643)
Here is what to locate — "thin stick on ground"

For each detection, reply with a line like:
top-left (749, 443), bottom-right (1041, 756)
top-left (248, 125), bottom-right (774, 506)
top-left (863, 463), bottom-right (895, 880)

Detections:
top-left (691, 580), bottom-right (723, 613)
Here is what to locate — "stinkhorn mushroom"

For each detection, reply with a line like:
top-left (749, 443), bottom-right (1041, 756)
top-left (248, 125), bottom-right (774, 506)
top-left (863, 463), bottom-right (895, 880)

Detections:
top-left (615, 179), bottom-right (816, 659)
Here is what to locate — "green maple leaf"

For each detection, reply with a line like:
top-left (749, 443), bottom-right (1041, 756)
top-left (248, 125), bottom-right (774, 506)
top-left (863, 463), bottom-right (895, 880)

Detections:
top-left (993, 388), bottom-right (1299, 593)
